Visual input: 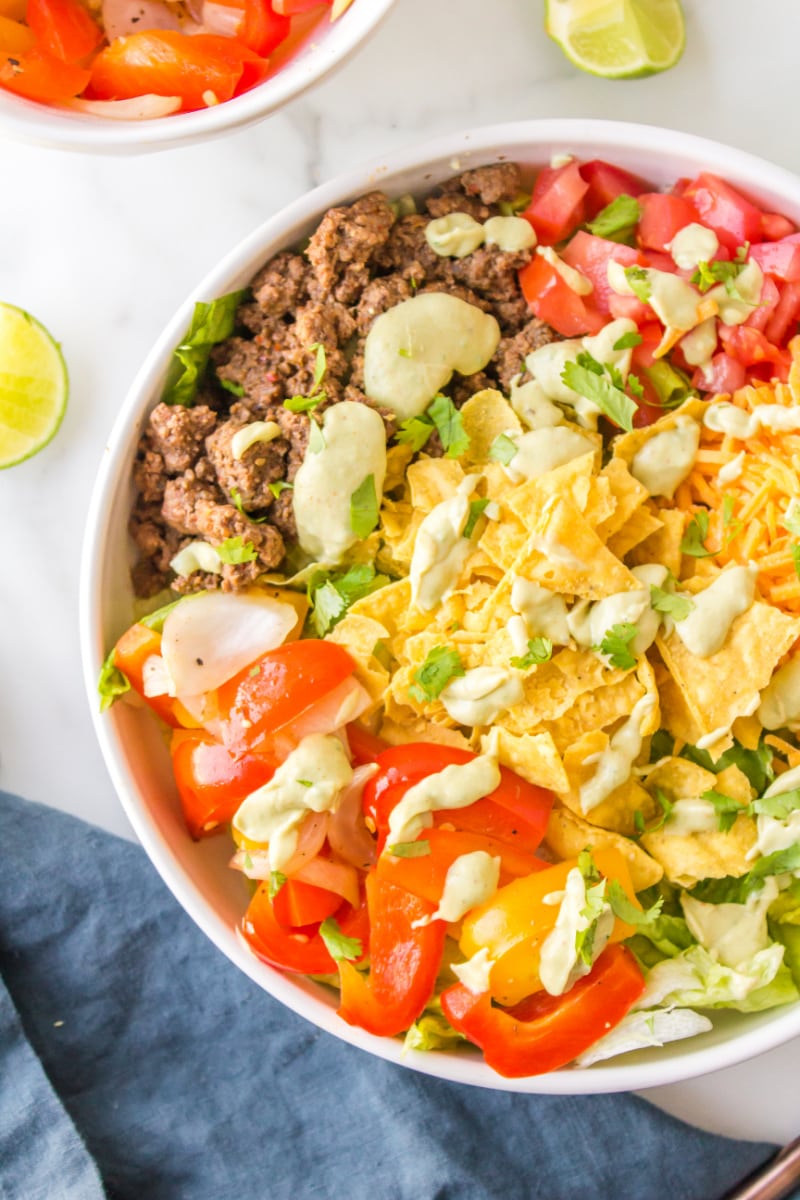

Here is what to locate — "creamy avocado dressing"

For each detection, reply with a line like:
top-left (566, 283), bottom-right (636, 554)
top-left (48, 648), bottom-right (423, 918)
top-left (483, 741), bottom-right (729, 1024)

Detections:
top-left (425, 213), bottom-right (486, 258)
top-left (539, 867), bottom-right (614, 996)
top-left (662, 797), bottom-right (719, 838)
top-left (579, 694), bottom-right (655, 814)
top-left (409, 473), bottom-right (480, 611)
top-left (451, 946), bottom-right (496, 995)
top-left (710, 260), bottom-right (763, 325)
top-left (521, 318), bottom-right (637, 431)
top-left (440, 666), bottom-right (524, 726)
top-left (387, 754), bottom-right (501, 846)
top-left (704, 400), bottom-right (800, 439)
top-left (681, 879), bottom-right (778, 969)
top-left (629, 416), bottom-right (700, 499)
top-left (536, 245), bottom-right (592, 295)
top-left (502, 425), bottom-right (597, 483)
top-left (232, 733), bottom-right (353, 870)
top-left (508, 378), bottom-right (565, 429)
top-left (363, 293), bottom-right (500, 420)
top-left (718, 450), bottom-right (745, 484)
top-left (748, 766), bottom-right (800, 859)
top-left (680, 317), bottom-right (718, 368)
top-left (422, 851), bottom-right (501, 925)
top-left (511, 575), bottom-right (571, 645)
top-left (668, 223), bottom-right (720, 271)
top-left (608, 260), bottom-right (702, 331)
top-left (230, 420), bottom-right (282, 461)
top-left (758, 656), bottom-right (800, 729)
top-left (675, 565), bottom-right (757, 658)
top-left (483, 215), bottom-right (537, 252)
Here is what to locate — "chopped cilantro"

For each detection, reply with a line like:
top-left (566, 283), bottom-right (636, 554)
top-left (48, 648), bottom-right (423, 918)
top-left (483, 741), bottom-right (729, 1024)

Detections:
top-left (307, 562), bottom-right (389, 636)
top-left (577, 849), bottom-right (601, 885)
top-left (463, 498), bottom-right (490, 539)
top-left (308, 416), bottom-right (326, 453)
top-left (691, 257), bottom-right (747, 297)
top-left (268, 480), bottom-right (293, 500)
top-left (243, 850), bottom-right (253, 870)
top-left (792, 545), bottom-right (800, 581)
top-left (634, 789), bottom-right (674, 836)
top-left (350, 473), bottom-right (380, 539)
top-left (680, 740), bottom-right (774, 795)
top-left (586, 194), bottom-right (641, 243)
top-left (750, 787), bottom-right (800, 821)
top-left (721, 493), bottom-right (742, 545)
top-left (216, 536), bottom-right (258, 564)
top-left (689, 842), bottom-right (800, 905)
top-left (283, 391), bottom-right (325, 413)
top-left (409, 644), bottom-right (465, 704)
top-left (680, 510), bottom-right (715, 558)
top-left (624, 265), bottom-right (652, 304)
top-left (162, 289), bottom-right (247, 407)
top-left (649, 729), bottom-right (675, 762)
top-left (784, 500), bottom-right (800, 537)
top-left (576, 875), bottom-right (608, 966)
top-left (230, 485), bottom-right (268, 523)
top-left (219, 377), bottom-right (245, 397)
top-left (607, 879), bottom-right (664, 926)
top-left (395, 413), bottom-right (434, 453)
top-left (701, 788), bottom-right (743, 833)
top-left (597, 622), bottom-right (638, 669)
top-left (650, 585), bottom-right (694, 621)
top-left (613, 330), bottom-right (643, 351)
top-left (510, 636), bottom-right (553, 669)
top-left (428, 393), bottom-right (470, 458)
top-left (562, 352), bottom-right (638, 432)
top-left (489, 432), bottom-right (519, 465)
top-left (97, 649), bottom-right (131, 713)
top-left (297, 779), bottom-right (313, 788)
top-left (268, 871), bottom-right (287, 899)
top-left (319, 916), bottom-right (362, 962)
top-left (386, 840), bottom-right (431, 858)
top-left (310, 342), bottom-right (327, 388)
top-left (398, 347), bottom-right (412, 358)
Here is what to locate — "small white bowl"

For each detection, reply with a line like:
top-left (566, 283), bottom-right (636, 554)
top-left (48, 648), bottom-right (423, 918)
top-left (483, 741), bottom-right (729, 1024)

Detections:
top-left (0, 0), bottom-right (396, 154)
top-left (81, 119), bottom-right (800, 1092)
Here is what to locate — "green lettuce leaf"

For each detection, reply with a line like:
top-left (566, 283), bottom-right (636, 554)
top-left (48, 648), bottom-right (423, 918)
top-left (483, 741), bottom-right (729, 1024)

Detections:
top-left (97, 649), bottom-right (130, 713)
top-left (163, 290), bottom-right (247, 407)
top-left (638, 943), bottom-right (798, 1014)
top-left (768, 879), bottom-right (800, 988)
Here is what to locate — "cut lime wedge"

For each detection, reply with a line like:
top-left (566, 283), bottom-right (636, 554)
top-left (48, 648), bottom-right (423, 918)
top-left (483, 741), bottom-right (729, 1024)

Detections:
top-left (545, 0), bottom-right (686, 79)
top-left (0, 302), bottom-right (68, 469)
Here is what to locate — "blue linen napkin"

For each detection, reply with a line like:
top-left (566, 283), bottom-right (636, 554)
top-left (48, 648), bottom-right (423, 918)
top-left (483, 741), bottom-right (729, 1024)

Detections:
top-left (0, 791), bottom-right (781, 1200)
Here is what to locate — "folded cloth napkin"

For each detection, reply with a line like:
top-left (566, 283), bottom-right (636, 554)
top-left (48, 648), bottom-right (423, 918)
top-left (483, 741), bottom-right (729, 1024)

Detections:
top-left (0, 791), bottom-right (779, 1200)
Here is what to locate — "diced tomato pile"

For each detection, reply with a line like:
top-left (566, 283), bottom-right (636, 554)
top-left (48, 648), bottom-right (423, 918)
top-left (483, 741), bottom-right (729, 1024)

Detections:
top-left (0, 0), bottom-right (339, 114)
top-left (517, 158), bottom-right (800, 425)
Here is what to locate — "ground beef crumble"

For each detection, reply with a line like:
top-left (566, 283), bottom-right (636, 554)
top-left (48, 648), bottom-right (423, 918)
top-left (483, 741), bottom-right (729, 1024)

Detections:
top-left (129, 161), bottom-right (560, 598)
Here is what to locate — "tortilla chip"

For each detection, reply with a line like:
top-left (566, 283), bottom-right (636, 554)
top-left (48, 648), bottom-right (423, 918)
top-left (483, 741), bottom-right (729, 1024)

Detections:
top-left (628, 508), bottom-right (686, 578)
top-left (478, 509), bottom-right (528, 572)
top-left (657, 600), bottom-right (800, 739)
top-left (559, 730), bottom-right (656, 835)
top-left (595, 458), bottom-right (649, 540)
top-left (504, 450), bottom-right (600, 526)
top-left (379, 716), bottom-right (471, 751)
top-left (612, 398), bottom-right (706, 467)
top-left (644, 756), bottom-right (718, 800)
top-left (498, 648), bottom-right (630, 734)
top-left (641, 817), bottom-right (757, 888)
top-left (459, 389), bottom-right (521, 466)
top-left (538, 671), bottom-right (647, 754)
top-left (384, 443), bottom-right (414, 492)
top-left (731, 715), bottom-right (762, 751)
top-left (479, 726), bottom-right (569, 794)
top-left (407, 457), bottom-right (465, 510)
top-left (582, 474), bottom-right (616, 529)
top-left (325, 613), bottom-right (390, 706)
top-left (545, 804), bottom-right (664, 890)
top-left (608, 506), bottom-right (664, 559)
top-left (349, 578), bottom-right (413, 636)
top-left (715, 764), bottom-right (755, 804)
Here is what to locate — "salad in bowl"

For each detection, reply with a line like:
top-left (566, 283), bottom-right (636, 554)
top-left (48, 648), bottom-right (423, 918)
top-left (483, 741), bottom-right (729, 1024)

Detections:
top-left (85, 120), bottom-right (800, 1087)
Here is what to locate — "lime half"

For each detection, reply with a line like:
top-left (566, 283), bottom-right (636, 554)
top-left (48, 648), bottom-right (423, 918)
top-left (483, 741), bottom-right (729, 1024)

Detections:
top-left (545, 0), bottom-right (686, 79)
top-left (0, 302), bottom-right (68, 469)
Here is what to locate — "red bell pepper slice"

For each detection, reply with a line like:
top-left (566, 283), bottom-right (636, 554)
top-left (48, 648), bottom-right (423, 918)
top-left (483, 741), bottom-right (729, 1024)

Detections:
top-left (376, 827), bottom-right (545, 904)
top-left (240, 0), bottom-right (291, 57)
top-left (0, 47), bottom-right (89, 100)
top-left (440, 945), bottom-right (645, 1077)
top-left (242, 885), bottom-right (368, 974)
top-left (170, 729), bottom-right (275, 839)
top-left (26, 0), bottom-right (102, 62)
top-left (338, 873), bottom-right (446, 1037)
top-left (272, 878), bottom-right (343, 928)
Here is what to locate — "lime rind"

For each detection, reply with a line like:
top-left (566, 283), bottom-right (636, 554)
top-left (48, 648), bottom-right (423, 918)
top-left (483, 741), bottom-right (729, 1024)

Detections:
top-left (546, 0), bottom-right (686, 80)
top-left (0, 303), bottom-right (68, 469)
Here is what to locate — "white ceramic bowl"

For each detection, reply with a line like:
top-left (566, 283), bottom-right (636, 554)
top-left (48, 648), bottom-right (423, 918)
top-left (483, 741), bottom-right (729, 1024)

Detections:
top-left (81, 118), bottom-right (800, 1092)
top-left (0, 0), bottom-right (395, 153)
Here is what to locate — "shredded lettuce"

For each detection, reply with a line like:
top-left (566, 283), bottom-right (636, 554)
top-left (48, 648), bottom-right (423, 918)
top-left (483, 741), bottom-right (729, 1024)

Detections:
top-left (768, 879), bottom-right (800, 988)
top-left (636, 943), bottom-right (797, 1014)
top-left (162, 290), bottom-right (247, 407)
top-left (97, 649), bottom-right (130, 713)
top-left (403, 1010), bottom-right (466, 1054)
top-left (575, 1006), bottom-right (712, 1067)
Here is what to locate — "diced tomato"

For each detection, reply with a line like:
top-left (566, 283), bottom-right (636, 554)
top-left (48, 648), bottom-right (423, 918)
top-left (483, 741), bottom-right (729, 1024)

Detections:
top-left (346, 722), bottom-right (389, 766)
top-left (691, 352), bottom-right (747, 395)
top-left (240, 0), bottom-right (290, 57)
top-left (0, 47), bottom-right (90, 100)
top-left (761, 212), bottom-right (796, 242)
top-left (242, 886), bottom-right (368, 974)
top-left (170, 729), bottom-right (274, 839)
top-left (718, 325), bottom-right (790, 381)
top-left (629, 322), bottom-right (671, 425)
top-left (560, 230), bottom-right (643, 315)
top-left (745, 273), bottom-right (780, 333)
top-left (681, 173), bottom-right (762, 252)
top-left (636, 193), bottom-right (699, 253)
top-left (218, 639), bottom-right (355, 751)
top-left (765, 280), bottom-right (800, 346)
top-left (89, 31), bottom-right (247, 110)
top-left (521, 160), bottom-right (589, 245)
top-left (579, 159), bottom-right (647, 217)
top-left (26, 0), bottom-right (102, 62)
top-left (337, 872), bottom-right (446, 1037)
top-left (272, 877), bottom-right (342, 928)
top-left (440, 945), bottom-right (645, 1077)
top-left (363, 744), bottom-right (554, 856)
top-left (518, 254), bottom-right (603, 337)
top-left (376, 827), bottom-right (544, 904)
top-left (749, 239), bottom-right (800, 283)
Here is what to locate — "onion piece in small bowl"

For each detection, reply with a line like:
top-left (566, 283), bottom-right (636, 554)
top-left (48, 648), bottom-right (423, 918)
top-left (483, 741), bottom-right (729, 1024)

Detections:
top-left (60, 94), bottom-right (183, 120)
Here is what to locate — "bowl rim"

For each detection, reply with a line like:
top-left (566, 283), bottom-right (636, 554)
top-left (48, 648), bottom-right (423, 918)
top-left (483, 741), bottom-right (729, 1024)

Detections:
top-left (81, 117), bottom-right (800, 1093)
top-left (0, 0), bottom-right (396, 153)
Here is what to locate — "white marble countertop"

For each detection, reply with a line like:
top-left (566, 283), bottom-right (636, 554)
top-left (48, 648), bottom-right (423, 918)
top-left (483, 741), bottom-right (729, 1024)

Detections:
top-left (2, 0), bottom-right (800, 1148)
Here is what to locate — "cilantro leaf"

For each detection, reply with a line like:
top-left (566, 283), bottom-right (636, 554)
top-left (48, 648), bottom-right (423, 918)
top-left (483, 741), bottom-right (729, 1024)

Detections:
top-left (510, 636), bottom-right (553, 669)
top-left (701, 788), bottom-right (743, 833)
top-left (162, 290), bottom-right (247, 407)
top-left (463, 498), bottom-right (490, 539)
top-left (750, 788), bottom-right (800, 821)
top-left (586, 194), bottom-right (641, 243)
top-left (577, 849), bottom-right (601, 885)
top-left (350, 473), bottom-right (380, 539)
top-left (97, 649), bottom-right (131, 713)
top-left (489, 432), bottom-right (519, 465)
top-left (283, 392), bottom-right (325, 414)
top-left (607, 879), bottom-right (664, 926)
top-left (308, 417), bottom-right (325, 453)
top-left (386, 840), bottom-right (432, 858)
top-left (634, 788), bottom-right (673, 837)
top-left (268, 480), bottom-right (293, 500)
top-left (268, 871), bottom-right (287, 899)
top-left (680, 740), bottom-right (774, 795)
top-left (613, 331), bottom-right (643, 351)
top-left (319, 916), bottom-right (362, 962)
top-left (310, 342), bottom-right (327, 388)
top-left (680, 510), bottom-right (715, 558)
top-left (784, 500), bottom-right (800, 537)
top-left (230, 485), bottom-right (268, 523)
top-left (649, 730), bottom-right (675, 763)
top-left (409, 645), bottom-right (465, 704)
top-left (395, 413), bottom-right (434, 453)
top-left (219, 377), bottom-right (245, 397)
top-left (307, 562), bottom-right (389, 636)
top-left (624, 265), bottom-right (652, 304)
top-left (689, 842), bottom-right (800, 905)
top-left (576, 879), bottom-right (608, 966)
top-left (650, 585), bottom-right (694, 621)
top-left (597, 622), bottom-right (638, 669)
top-left (561, 355), bottom-right (637, 432)
top-left (216, 536), bottom-right (258, 564)
top-left (428, 393), bottom-right (470, 459)
top-left (691, 257), bottom-right (747, 297)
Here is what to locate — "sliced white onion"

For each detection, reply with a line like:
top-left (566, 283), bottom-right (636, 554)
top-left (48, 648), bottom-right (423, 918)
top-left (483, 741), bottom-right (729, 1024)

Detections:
top-left (141, 653), bottom-right (176, 698)
top-left (327, 763), bottom-right (378, 870)
top-left (101, 0), bottom-right (182, 39)
top-left (199, 0), bottom-right (242, 36)
top-left (280, 811), bottom-right (328, 876)
top-left (294, 857), bottom-right (360, 908)
top-left (61, 94), bottom-right (183, 120)
top-left (161, 590), bottom-right (297, 697)
top-left (230, 848), bottom-right (272, 879)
